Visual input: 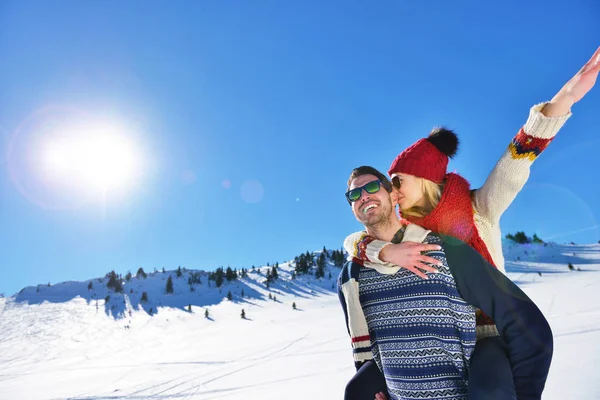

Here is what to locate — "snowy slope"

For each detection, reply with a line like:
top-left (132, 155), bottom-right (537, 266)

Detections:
top-left (0, 244), bottom-right (599, 399)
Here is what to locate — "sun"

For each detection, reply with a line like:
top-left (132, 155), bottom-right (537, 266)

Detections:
top-left (39, 120), bottom-right (144, 198)
top-left (7, 106), bottom-right (149, 210)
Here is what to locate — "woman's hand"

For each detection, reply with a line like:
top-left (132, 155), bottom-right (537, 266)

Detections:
top-left (379, 242), bottom-right (443, 279)
top-left (543, 46), bottom-right (600, 117)
top-left (375, 391), bottom-right (388, 400)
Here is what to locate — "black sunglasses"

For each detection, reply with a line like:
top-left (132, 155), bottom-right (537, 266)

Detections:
top-left (345, 179), bottom-right (390, 204)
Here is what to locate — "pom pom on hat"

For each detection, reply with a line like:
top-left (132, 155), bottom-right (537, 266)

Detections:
top-left (427, 127), bottom-right (459, 158)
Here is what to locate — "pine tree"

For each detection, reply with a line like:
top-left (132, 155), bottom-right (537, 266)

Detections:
top-left (295, 253), bottom-right (310, 275)
top-left (209, 267), bottom-right (225, 287)
top-left (87, 282), bottom-right (93, 290)
top-left (269, 293), bottom-right (272, 300)
top-left (141, 291), bottom-right (148, 302)
top-left (292, 302), bottom-right (297, 310)
top-left (226, 266), bottom-right (236, 282)
top-left (336, 247), bottom-right (346, 266)
top-left (241, 309), bottom-right (246, 319)
top-left (137, 267), bottom-right (147, 279)
top-left (273, 295), bottom-right (277, 302)
top-left (162, 267), bottom-right (166, 273)
top-left (188, 304), bottom-right (192, 312)
top-left (205, 309), bottom-right (209, 318)
top-left (107, 271), bottom-right (123, 293)
top-left (271, 266), bottom-right (278, 280)
top-left (166, 276), bottom-right (174, 294)
top-left (176, 266), bottom-right (183, 278)
top-left (125, 271), bottom-right (132, 282)
top-left (510, 231), bottom-right (531, 244)
top-left (227, 291), bottom-right (232, 301)
top-left (315, 253), bottom-right (326, 279)
top-left (105, 295), bottom-right (110, 303)
top-left (317, 253), bottom-right (326, 268)
top-left (568, 263), bottom-right (575, 271)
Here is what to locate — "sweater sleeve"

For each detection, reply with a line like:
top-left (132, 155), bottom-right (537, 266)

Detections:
top-left (472, 102), bottom-right (571, 223)
top-left (343, 231), bottom-right (391, 265)
top-left (337, 268), bottom-right (351, 337)
top-left (440, 234), bottom-right (553, 400)
top-left (337, 266), bottom-right (361, 370)
top-left (337, 263), bottom-right (371, 371)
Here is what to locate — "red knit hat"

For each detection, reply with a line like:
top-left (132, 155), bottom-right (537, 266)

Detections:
top-left (388, 128), bottom-right (459, 184)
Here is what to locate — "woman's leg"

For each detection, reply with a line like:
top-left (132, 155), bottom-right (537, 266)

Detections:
top-left (345, 360), bottom-right (388, 400)
top-left (468, 336), bottom-right (516, 400)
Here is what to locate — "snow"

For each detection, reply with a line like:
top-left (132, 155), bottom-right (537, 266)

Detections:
top-left (1, 244), bottom-right (599, 399)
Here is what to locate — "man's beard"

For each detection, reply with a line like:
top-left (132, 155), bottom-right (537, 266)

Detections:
top-left (359, 201), bottom-right (395, 232)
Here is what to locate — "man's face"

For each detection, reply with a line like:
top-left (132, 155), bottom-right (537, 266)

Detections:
top-left (348, 174), bottom-right (395, 228)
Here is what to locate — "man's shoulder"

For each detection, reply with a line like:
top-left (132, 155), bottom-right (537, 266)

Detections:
top-left (422, 233), bottom-right (473, 265)
top-left (423, 232), bottom-right (443, 246)
top-left (338, 259), bottom-right (363, 286)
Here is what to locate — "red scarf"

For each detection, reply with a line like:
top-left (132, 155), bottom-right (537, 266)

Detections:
top-left (402, 173), bottom-right (496, 268)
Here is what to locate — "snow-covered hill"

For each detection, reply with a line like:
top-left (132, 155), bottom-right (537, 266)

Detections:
top-left (1, 242), bottom-right (599, 399)
top-left (10, 250), bottom-right (340, 320)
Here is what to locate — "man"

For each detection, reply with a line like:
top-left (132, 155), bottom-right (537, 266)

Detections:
top-left (338, 166), bottom-right (553, 400)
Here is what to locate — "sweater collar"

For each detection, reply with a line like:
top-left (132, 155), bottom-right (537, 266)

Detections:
top-left (391, 226), bottom-right (406, 244)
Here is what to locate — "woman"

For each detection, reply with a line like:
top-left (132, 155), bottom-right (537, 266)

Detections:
top-left (344, 46), bottom-right (600, 400)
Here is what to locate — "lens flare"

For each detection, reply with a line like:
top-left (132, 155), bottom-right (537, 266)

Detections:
top-left (7, 105), bottom-right (145, 210)
top-left (240, 179), bottom-right (264, 204)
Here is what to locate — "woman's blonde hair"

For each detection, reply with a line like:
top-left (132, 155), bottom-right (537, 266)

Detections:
top-left (400, 177), bottom-right (443, 218)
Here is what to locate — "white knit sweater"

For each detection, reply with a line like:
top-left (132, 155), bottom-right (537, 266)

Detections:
top-left (345, 102), bottom-right (571, 274)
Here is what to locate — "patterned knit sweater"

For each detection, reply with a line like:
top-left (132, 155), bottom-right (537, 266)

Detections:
top-left (338, 229), bottom-right (477, 400)
top-left (344, 102), bottom-right (570, 275)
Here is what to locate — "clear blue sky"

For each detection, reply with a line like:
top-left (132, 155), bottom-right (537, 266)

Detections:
top-left (1, 1), bottom-right (599, 296)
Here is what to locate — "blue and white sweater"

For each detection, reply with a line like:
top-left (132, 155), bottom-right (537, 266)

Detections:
top-left (338, 226), bottom-right (477, 400)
